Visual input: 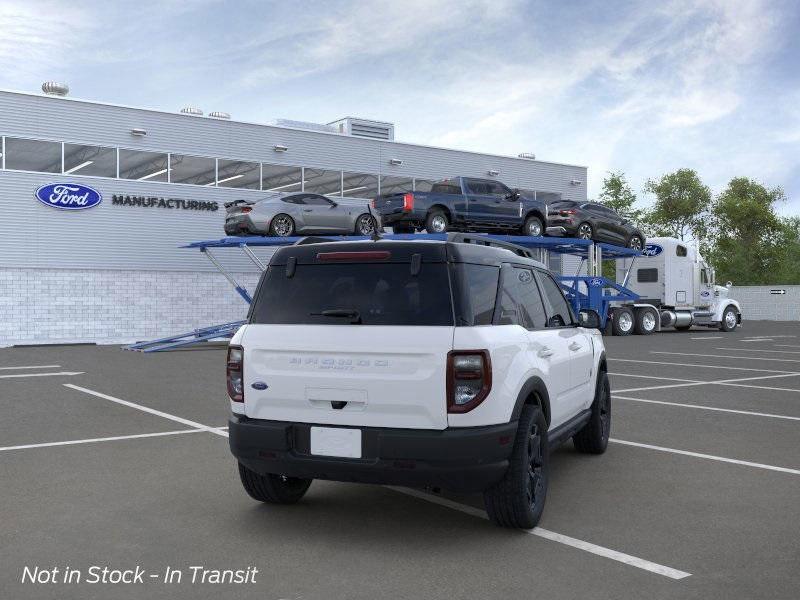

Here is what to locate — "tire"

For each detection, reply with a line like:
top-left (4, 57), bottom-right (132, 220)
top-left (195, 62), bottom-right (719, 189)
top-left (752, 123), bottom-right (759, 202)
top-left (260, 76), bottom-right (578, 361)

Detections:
top-left (611, 307), bottom-right (634, 336)
top-left (354, 213), bottom-right (377, 236)
top-left (484, 404), bottom-right (549, 529)
top-left (573, 371), bottom-right (611, 454)
top-left (269, 214), bottom-right (295, 237)
top-left (392, 223), bottom-right (415, 234)
top-left (522, 215), bottom-right (544, 237)
top-left (627, 235), bottom-right (644, 251)
top-left (576, 222), bottom-right (593, 240)
top-left (633, 307), bottom-right (657, 335)
top-left (425, 209), bottom-right (449, 233)
top-left (720, 306), bottom-right (738, 332)
top-left (237, 462), bottom-right (312, 504)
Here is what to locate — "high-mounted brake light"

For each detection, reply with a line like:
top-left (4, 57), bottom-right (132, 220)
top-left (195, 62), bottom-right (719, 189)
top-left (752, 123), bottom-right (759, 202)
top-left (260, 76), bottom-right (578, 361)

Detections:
top-left (447, 350), bottom-right (492, 413)
top-left (227, 345), bottom-right (244, 402)
top-left (316, 251), bottom-right (391, 261)
top-left (402, 193), bottom-right (414, 212)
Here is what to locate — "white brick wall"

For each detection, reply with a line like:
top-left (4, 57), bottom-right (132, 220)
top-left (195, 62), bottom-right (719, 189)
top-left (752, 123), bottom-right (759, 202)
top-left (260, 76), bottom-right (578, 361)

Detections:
top-left (1, 268), bottom-right (260, 346)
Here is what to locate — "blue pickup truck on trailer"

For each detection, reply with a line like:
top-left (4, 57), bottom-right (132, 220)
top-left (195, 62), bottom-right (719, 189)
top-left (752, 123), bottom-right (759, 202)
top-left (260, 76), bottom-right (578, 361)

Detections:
top-left (372, 176), bottom-right (549, 236)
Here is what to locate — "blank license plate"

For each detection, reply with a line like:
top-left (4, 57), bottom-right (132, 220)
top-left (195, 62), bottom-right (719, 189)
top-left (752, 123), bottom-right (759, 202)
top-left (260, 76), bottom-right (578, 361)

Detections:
top-left (310, 427), bottom-right (362, 458)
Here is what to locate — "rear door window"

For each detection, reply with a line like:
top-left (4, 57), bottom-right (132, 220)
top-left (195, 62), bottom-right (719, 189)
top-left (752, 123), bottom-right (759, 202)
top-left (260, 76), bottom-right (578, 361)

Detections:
top-left (431, 181), bottom-right (462, 194)
top-left (497, 267), bottom-right (547, 329)
top-left (536, 272), bottom-right (575, 327)
top-left (250, 263), bottom-right (453, 326)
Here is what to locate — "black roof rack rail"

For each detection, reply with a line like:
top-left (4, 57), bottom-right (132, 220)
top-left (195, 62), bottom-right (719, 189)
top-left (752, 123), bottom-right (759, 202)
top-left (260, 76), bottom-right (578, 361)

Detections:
top-left (446, 233), bottom-right (536, 259)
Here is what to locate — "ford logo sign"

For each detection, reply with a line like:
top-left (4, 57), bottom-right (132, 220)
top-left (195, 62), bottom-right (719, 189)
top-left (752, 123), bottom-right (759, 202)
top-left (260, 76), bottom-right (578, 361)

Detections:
top-left (588, 277), bottom-right (604, 287)
top-left (35, 183), bottom-right (102, 210)
top-left (641, 243), bottom-right (663, 257)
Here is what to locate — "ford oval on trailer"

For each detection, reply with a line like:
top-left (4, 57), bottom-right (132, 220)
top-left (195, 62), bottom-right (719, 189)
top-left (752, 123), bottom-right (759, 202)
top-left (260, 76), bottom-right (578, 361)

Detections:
top-left (611, 237), bottom-right (742, 335)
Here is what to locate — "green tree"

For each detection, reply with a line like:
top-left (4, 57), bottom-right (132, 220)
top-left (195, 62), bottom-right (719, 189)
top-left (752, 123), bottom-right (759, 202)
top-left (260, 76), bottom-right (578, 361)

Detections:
top-left (707, 177), bottom-right (785, 285)
top-left (642, 169), bottom-right (711, 241)
top-left (598, 171), bottom-right (641, 220)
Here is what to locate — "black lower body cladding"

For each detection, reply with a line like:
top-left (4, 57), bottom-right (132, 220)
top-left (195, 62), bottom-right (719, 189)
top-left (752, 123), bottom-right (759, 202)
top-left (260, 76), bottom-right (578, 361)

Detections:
top-left (229, 416), bottom-right (518, 493)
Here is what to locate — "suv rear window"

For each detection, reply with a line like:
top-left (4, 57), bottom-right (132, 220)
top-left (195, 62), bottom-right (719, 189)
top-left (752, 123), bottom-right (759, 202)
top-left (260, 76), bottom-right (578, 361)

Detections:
top-left (250, 263), bottom-right (454, 326)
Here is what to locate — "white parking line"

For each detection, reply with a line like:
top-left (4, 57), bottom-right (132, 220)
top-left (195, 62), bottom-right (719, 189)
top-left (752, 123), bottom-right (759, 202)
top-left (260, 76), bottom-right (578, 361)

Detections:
top-left (0, 371), bottom-right (84, 379)
top-left (740, 338), bottom-right (773, 343)
top-left (0, 429), bottom-right (203, 453)
top-left (714, 347), bottom-right (800, 354)
top-left (609, 373), bottom-right (699, 383)
top-left (610, 358), bottom-right (799, 374)
top-left (0, 364), bottom-right (61, 370)
top-left (613, 395), bottom-right (800, 421)
top-left (613, 372), bottom-right (800, 394)
top-left (387, 487), bottom-right (691, 580)
top-left (610, 439), bottom-right (800, 476)
top-left (652, 351), bottom-right (800, 363)
top-left (64, 384), bottom-right (228, 437)
top-left (690, 336), bottom-right (723, 340)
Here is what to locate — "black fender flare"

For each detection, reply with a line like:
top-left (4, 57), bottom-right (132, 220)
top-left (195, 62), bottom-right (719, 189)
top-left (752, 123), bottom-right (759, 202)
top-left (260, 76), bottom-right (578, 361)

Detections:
top-left (523, 209), bottom-right (546, 225)
top-left (510, 376), bottom-right (552, 426)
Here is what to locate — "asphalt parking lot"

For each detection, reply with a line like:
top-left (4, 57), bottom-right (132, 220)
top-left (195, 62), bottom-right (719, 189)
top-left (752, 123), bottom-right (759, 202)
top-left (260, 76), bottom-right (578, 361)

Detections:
top-left (2, 321), bottom-right (799, 599)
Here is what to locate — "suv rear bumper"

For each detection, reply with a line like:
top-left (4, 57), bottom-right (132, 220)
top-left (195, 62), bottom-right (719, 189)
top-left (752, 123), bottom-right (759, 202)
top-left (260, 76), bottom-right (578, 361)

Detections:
top-left (229, 415), bottom-right (517, 492)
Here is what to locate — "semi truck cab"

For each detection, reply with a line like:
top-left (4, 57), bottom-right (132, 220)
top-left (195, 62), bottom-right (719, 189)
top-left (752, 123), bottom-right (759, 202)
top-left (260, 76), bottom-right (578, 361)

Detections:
top-left (614, 237), bottom-right (742, 333)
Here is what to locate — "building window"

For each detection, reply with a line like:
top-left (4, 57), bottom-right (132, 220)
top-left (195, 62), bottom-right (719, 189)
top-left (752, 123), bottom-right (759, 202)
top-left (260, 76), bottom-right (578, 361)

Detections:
top-left (341, 172), bottom-right (379, 198)
top-left (119, 149), bottom-right (169, 182)
top-left (4, 137), bottom-right (61, 173)
top-left (170, 154), bottom-right (216, 186)
top-left (262, 164), bottom-right (302, 192)
top-left (217, 159), bottom-right (260, 189)
top-left (413, 178), bottom-right (436, 192)
top-left (304, 168), bottom-right (342, 196)
top-left (379, 175), bottom-right (413, 195)
top-left (63, 144), bottom-right (117, 177)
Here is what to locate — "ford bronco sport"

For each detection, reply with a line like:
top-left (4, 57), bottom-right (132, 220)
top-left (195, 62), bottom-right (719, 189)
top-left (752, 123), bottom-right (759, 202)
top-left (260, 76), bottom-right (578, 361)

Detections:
top-left (228, 234), bottom-right (610, 529)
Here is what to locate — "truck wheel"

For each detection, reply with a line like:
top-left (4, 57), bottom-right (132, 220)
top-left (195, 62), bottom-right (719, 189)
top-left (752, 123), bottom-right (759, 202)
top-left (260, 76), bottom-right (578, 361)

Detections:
top-left (720, 306), bottom-right (738, 332)
top-left (237, 463), bottom-right (311, 504)
top-left (522, 215), bottom-right (543, 237)
top-left (425, 210), bottom-right (449, 233)
top-left (633, 307), bottom-right (657, 335)
top-left (573, 371), bottom-right (611, 454)
top-left (484, 404), bottom-right (549, 529)
top-left (577, 222), bottom-right (593, 240)
top-left (627, 235), bottom-right (644, 251)
top-left (611, 307), bottom-right (634, 336)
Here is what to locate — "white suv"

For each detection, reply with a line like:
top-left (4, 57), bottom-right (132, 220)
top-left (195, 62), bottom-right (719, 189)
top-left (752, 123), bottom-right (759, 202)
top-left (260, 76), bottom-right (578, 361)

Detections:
top-left (227, 235), bottom-right (610, 529)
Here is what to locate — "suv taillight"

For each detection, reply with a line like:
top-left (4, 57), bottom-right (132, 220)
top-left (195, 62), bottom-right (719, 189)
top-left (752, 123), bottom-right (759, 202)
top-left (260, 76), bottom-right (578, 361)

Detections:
top-left (227, 345), bottom-right (244, 402)
top-left (447, 350), bottom-right (492, 413)
top-left (370, 198), bottom-right (376, 208)
top-left (402, 193), bottom-right (414, 212)
top-left (560, 209), bottom-right (576, 215)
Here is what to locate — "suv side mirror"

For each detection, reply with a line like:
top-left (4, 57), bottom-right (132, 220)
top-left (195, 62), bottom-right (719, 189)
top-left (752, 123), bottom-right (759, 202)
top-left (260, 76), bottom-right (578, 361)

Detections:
top-left (577, 309), bottom-right (601, 329)
top-left (329, 201), bottom-right (338, 208)
top-left (726, 281), bottom-right (732, 288)
top-left (505, 189), bottom-right (520, 201)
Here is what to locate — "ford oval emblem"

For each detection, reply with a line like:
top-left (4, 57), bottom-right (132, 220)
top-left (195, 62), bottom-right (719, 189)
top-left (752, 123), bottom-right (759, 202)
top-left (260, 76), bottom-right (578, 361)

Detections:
top-left (588, 277), bottom-right (604, 287)
top-left (251, 381), bottom-right (268, 390)
top-left (35, 183), bottom-right (102, 210)
top-left (641, 243), bottom-right (663, 257)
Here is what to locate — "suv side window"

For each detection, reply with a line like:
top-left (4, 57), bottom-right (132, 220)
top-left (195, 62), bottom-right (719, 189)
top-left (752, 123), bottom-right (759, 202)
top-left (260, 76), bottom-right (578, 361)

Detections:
top-left (536, 271), bottom-right (574, 327)
top-left (465, 179), bottom-right (490, 195)
top-left (486, 181), bottom-right (511, 197)
top-left (431, 180), bottom-right (462, 195)
top-left (497, 266), bottom-right (547, 329)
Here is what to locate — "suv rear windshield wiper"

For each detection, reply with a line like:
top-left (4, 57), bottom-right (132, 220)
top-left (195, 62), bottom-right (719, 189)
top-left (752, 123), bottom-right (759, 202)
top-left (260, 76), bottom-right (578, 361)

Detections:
top-left (310, 309), bottom-right (362, 324)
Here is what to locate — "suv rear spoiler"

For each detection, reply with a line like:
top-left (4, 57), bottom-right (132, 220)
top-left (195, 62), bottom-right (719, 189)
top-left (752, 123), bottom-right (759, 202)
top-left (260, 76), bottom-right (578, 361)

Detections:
top-left (446, 233), bottom-right (536, 259)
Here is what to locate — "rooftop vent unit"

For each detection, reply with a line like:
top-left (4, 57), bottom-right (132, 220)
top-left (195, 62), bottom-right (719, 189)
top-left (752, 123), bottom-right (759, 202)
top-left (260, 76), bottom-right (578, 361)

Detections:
top-left (42, 82), bottom-right (69, 96)
top-left (269, 119), bottom-right (337, 134)
top-left (328, 117), bottom-right (394, 141)
top-left (180, 106), bottom-right (203, 116)
top-left (518, 152), bottom-right (536, 160)
top-left (208, 111), bottom-right (231, 119)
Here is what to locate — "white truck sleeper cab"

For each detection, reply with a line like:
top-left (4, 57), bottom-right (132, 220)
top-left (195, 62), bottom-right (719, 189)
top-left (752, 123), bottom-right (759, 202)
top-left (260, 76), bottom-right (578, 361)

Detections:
top-left (613, 237), bottom-right (742, 334)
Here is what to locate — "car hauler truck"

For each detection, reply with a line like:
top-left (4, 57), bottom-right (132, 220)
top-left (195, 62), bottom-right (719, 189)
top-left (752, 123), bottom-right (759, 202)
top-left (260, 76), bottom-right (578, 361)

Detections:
top-left (610, 236), bottom-right (742, 335)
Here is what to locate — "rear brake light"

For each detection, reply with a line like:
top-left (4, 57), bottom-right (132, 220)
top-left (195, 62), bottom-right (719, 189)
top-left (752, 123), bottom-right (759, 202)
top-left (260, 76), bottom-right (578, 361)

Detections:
top-left (227, 345), bottom-right (244, 402)
top-left (316, 251), bottom-right (391, 261)
top-left (447, 350), bottom-right (492, 413)
top-left (241, 207), bottom-right (252, 213)
top-left (402, 193), bottom-right (414, 211)
top-left (560, 209), bottom-right (576, 215)
top-left (370, 199), bottom-right (376, 209)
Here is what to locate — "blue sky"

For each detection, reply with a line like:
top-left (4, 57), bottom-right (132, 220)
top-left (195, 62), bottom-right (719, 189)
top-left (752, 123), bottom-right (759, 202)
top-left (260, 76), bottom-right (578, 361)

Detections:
top-left (2, 0), bottom-right (799, 214)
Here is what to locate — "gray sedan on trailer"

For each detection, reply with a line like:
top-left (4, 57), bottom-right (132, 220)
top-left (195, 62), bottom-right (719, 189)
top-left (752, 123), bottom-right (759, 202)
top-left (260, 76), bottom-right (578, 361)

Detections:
top-left (224, 192), bottom-right (381, 237)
